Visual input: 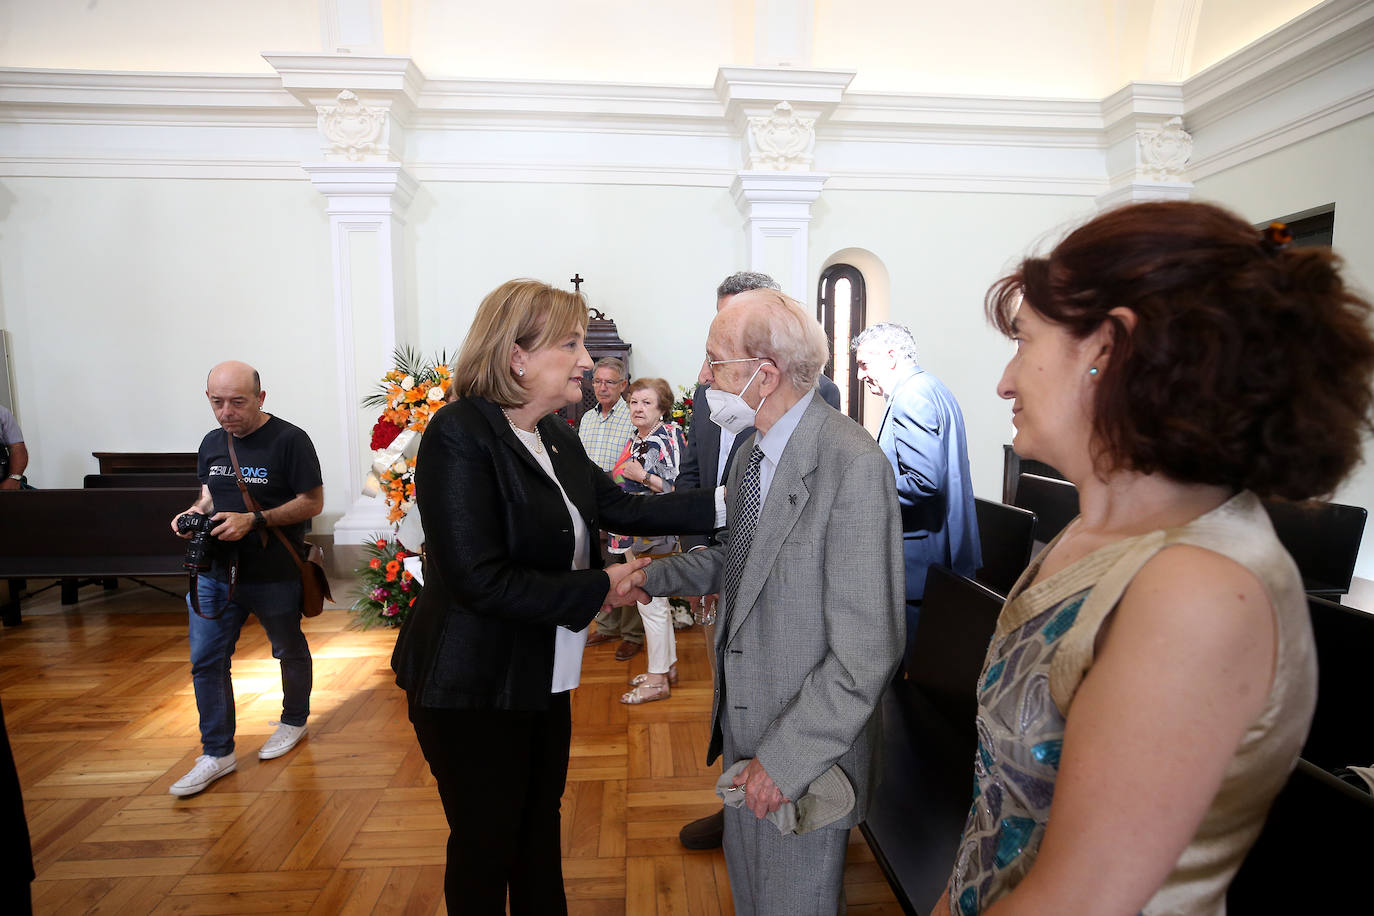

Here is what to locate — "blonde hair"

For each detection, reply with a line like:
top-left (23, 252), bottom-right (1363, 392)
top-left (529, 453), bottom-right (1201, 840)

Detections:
top-left (627, 377), bottom-right (674, 419)
top-left (450, 279), bottom-right (589, 407)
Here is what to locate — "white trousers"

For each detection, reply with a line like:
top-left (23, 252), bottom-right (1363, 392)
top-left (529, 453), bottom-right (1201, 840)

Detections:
top-left (638, 595), bottom-right (678, 675)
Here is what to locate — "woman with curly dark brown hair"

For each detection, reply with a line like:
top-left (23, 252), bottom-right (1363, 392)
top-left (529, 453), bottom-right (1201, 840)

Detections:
top-left (936, 200), bottom-right (1374, 916)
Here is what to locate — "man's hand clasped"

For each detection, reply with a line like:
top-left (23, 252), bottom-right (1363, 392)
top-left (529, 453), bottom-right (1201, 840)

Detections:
top-left (732, 757), bottom-right (790, 818)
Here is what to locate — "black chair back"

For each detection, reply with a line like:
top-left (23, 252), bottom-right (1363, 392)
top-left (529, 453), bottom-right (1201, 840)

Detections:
top-left (1013, 473), bottom-right (1079, 548)
top-left (1261, 498), bottom-right (1366, 598)
top-left (1302, 595), bottom-right (1374, 771)
top-left (907, 564), bottom-right (1005, 742)
top-left (974, 498), bottom-right (1036, 597)
top-left (1227, 758), bottom-right (1374, 911)
top-left (866, 566), bottom-right (1005, 915)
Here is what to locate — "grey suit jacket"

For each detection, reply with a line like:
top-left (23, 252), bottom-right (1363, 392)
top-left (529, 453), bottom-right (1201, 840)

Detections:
top-left (645, 394), bottom-right (904, 827)
top-left (678, 376), bottom-right (844, 551)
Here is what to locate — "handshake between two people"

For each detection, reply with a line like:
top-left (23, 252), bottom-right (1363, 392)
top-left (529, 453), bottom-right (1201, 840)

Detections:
top-left (602, 552), bottom-right (652, 611)
top-left (600, 551), bottom-right (719, 625)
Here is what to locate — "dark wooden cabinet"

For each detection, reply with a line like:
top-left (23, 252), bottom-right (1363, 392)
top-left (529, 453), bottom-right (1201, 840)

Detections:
top-left (558, 308), bottom-right (632, 426)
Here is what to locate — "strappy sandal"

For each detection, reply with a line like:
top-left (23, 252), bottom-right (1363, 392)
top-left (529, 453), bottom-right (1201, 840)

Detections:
top-left (628, 664), bottom-right (677, 687)
top-left (620, 679), bottom-right (671, 705)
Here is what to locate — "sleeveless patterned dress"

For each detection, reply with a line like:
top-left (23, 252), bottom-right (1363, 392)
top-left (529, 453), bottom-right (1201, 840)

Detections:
top-left (947, 491), bottom-right (1316, 916)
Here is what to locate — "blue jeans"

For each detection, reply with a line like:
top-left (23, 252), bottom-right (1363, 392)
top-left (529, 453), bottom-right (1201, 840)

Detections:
top-left (187, 575), bottom-right (312, 757)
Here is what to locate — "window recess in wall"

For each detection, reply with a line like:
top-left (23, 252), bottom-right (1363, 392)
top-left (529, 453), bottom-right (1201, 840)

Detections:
top-left (1262, 204), bottom-right (1335, 247)
top-left (817, 263), bottom-right (867, 423)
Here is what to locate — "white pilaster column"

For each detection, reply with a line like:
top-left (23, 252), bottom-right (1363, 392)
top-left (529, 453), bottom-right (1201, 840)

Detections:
top-left (303, 163), bottom-right (417, 547)
top-left (1098, 84), bottom-right (1194, 209)
top-left (264, 53), bottom-right (426, 548)
top-left (715, 67), bottom-right (853, 298)
top-left (731, 172), bottom-right (827, 297)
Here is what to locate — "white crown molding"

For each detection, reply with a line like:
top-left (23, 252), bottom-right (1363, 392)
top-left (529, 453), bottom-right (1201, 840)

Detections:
top-left (2, 5), bottom-right (1370, 193)
top-left (1183, 0), bottom-right (1374, 180)
top-left (1183, 0), bottom-right (1374, 129)
top-left (262, 53), bottom-right (425, 111)
top-left (715, 66), bottom-right (855, 123)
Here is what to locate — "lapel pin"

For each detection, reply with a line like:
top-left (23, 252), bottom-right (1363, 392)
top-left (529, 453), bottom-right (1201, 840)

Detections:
top-left (788, 494), bottom-right (797, 506)
top-left (550, 444), bottom-right (559, 454)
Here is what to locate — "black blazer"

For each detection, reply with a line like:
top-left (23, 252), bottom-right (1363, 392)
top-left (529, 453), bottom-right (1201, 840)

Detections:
top-left (392, 397), bottom-right (715, 711)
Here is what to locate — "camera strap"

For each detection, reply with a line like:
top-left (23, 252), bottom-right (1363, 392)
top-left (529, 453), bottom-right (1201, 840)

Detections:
top-left (188, 563), bottom-right (237, 620)
top-left (225, 431), bottom-right (317, 586)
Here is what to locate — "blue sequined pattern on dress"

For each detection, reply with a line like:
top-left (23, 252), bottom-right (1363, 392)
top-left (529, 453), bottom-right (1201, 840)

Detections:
top-left (948, 589), bottom-right (1090, 912)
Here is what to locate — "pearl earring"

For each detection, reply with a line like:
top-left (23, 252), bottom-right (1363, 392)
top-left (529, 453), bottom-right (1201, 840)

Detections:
top-left (517, 367), bottom-right (525, 377)
top-left (1088, 367), bottom-right (1099, 376)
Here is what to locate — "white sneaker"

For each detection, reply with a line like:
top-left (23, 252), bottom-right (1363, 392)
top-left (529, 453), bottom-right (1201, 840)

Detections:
top-left (169, 754), bottom-right (236, 797)
top-left (259, 721), bottom-right (307, 760)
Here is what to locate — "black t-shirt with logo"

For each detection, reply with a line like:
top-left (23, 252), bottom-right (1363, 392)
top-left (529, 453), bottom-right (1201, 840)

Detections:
top-left (197, 415), bottom-right (323, 583)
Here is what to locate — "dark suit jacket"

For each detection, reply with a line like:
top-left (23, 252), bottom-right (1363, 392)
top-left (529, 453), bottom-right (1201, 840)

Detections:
top-left (391, 397), bottom-right (715, 711)
top-left (878, 368), bottom-right (981, 600)
top-left (678, 375), bottom-right (841, 550)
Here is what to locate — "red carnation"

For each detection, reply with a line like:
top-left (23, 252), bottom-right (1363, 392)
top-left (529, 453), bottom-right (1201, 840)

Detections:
top-left (370, 417), bottom-right (405, 450)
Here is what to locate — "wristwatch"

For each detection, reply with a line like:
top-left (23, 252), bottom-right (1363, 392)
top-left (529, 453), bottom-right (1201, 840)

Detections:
top-left (6, 474), bottom-right (20, 481)
top-left (251, 509), bottom-right (266, 530)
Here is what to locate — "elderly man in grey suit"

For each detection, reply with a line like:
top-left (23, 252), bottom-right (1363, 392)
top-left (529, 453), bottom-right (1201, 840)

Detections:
top-left (629, 289), bottom-right (904, 914)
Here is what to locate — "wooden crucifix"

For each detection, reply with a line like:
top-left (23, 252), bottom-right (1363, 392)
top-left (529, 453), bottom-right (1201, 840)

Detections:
top-left (570, 273), bottom-right (584, 292)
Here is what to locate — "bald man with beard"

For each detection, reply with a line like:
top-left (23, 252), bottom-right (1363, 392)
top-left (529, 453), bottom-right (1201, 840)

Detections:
top-left (167, 361), bottom-right (324, 797)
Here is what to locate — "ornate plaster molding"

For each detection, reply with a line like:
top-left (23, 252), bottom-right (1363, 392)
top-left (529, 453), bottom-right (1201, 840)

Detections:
top-left (317, 89), bottom-right (390, 161)
top-left (1136, 116), bottom-right (1193, 181)
top-left (746, 102), bottom-right (816, 171)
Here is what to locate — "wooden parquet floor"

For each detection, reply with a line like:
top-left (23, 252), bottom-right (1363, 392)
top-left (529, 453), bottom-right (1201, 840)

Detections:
top-left (0, 582), bottom-right (903, 915)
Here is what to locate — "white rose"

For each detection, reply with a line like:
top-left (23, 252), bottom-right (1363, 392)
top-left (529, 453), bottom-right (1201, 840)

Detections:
top-left (401, 374), bottom-right (415, 390)
top-left (427, 386), bottom-right (444, 401)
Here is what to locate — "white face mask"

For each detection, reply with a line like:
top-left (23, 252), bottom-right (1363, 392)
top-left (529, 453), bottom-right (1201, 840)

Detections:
top-left (706, 362), bottom-right (768, 435)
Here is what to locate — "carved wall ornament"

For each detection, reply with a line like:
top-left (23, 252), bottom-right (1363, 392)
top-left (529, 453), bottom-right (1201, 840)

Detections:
top-left (1136, 116), bottom-right (1193, 182)
top-left (746, 101), bottom-right (816, 171)
top-left (317, 90), bottom-right (388, 161)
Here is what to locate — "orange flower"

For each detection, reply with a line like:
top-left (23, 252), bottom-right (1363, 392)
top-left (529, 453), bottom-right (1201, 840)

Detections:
top-left (375, 538), bottom-right (387, 548)
top-left (369, 558), bottom-right (381, 569)
top-left (402, 570), bottom-right (413, 581)
top-left (386, 560), bottom-right (400, 573)
top-left (385, 571), bottom-right (397, 582)
top-left (395, 551), bottom-right (407, 560)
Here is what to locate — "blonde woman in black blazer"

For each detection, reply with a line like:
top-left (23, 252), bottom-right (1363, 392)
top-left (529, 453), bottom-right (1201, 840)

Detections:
top-left (392, 279), bottom-right (715, 915)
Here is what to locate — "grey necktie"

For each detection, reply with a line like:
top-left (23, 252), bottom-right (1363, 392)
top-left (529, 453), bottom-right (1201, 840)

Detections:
top-left (721, 445), bottom-right (765, 626)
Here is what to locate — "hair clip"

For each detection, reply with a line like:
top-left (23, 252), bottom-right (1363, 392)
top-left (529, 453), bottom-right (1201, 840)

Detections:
top-left (1260, 222), bottom-right (1293, 254)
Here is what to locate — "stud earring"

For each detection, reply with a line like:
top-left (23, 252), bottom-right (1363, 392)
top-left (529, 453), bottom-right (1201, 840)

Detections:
top-left (1088, 366), bottom-right (1099, 376)
top-left (517, 367), bottom-right (526, 377)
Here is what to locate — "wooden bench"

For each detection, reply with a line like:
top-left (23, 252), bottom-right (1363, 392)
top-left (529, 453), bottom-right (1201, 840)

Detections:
top-left (0, 487), bottom-right (198, 625)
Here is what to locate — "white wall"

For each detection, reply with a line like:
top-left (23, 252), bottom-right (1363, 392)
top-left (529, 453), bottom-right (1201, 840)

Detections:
top-left (809, 189), bottom-right (1096, 502)
top-left (0, 0), bottom-right (1329, 94)
top-left (0, 0), bottom-right (318, 72)
top-left (0, 176), bottom-right (349, 521)
top-left (410, 181), bottom-right (745, 392)
top-left (1193, 113), bottom-right (1374, 578)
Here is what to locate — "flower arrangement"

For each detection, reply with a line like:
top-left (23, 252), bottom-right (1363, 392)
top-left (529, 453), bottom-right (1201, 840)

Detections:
top-left (671, 386), bottom-right (694, 433)
top-left (362, 347), bottom-right (451, 528)
top-left (377, 459), bottom-right (416, 525)
top-left (351, 536), bottom-right (421, 629)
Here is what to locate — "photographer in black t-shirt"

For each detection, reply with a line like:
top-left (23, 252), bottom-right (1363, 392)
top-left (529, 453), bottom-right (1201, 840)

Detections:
top-left (166, 361), bottom-right (324, 797)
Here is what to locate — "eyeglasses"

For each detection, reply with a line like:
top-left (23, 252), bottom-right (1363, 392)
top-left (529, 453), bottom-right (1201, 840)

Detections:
top-left (707, 356), bottom-right (770, 369)
top-left (591, 379), bottom-right (623, 388)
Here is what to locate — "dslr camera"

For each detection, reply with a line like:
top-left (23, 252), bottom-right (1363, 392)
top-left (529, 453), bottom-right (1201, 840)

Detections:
top-left (176, 512), bottom-right (219, 571)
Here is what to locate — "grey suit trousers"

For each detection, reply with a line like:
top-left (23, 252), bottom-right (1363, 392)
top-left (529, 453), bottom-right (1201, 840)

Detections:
top-left (721, 715), bottom-right (848, 916)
